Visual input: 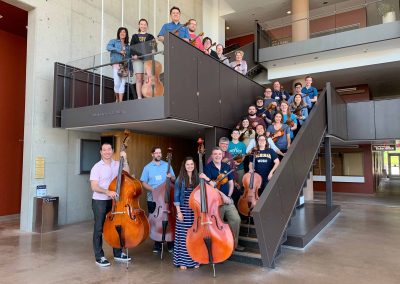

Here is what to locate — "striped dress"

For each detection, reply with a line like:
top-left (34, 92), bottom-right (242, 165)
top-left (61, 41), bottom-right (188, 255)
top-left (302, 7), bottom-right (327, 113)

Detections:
top-left (173, 186), bottom-right (199, 268)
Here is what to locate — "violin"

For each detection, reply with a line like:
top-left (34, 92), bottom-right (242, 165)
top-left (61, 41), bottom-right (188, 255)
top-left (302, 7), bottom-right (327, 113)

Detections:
top-left (187, 138), bottom-right (234, 277)
top-left (271, 127), bottom-right (285, 143)
top-left (286, 118), bottom-right (295, 127)
top-left (142, 39), bottom-right (164, 97)
top-left (148, 147), bottom-right (175, 259)
top-left (214, 168), bottom-right (235, 190)
top-left (190, 32), bottom-right (204, 46)
top-left (103, 130), bottom-right (150, 256)
top-left (291, 105), bottom-right (306, 118)
top-left (172, 21), bottom-right (190, 36)
top-left (205, 42), bottom-right (216, 51)
top-left (238, 149), bottom-right (262, 218)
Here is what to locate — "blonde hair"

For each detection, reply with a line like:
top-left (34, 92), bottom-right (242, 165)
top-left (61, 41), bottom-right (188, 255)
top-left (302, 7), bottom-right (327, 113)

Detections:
top-left (235, 50), bottom-right (244, 57)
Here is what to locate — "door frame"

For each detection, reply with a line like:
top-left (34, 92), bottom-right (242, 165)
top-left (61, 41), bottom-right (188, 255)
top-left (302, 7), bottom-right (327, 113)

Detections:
top-left (388, 153), bottom-right (400, 178)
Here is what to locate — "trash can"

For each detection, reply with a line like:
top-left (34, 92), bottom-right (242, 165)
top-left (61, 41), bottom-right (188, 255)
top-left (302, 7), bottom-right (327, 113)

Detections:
top-left (34, 196), bottom-right (59, 233)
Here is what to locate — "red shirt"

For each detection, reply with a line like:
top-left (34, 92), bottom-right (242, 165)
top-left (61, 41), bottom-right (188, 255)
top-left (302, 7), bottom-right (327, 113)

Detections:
top-left (189, 33), bottom-right (204, 51)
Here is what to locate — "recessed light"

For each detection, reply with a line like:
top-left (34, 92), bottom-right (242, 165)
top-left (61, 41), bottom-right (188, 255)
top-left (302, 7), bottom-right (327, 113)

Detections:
top-left (272, 64), bottom-right (277, 67)
top-left (286, 10), bottom-right (292, 15)
top-left (0, 15), bottom-right (3, 19)
top-left (323, 1), bottom-right (329, 4)
top-left (314, 56), bottom-right (319, 59)
top-left (226, 26), bottom-right (230, 30)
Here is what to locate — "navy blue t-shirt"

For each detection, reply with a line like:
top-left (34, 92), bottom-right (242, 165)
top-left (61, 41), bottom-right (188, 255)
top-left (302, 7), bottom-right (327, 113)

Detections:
top-left (203, 161), bottom-right (233, 196)
top-left (250, 149), bottom-right (278, 185)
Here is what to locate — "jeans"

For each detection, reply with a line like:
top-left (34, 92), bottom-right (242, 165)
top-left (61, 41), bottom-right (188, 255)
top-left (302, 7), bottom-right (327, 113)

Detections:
top-left (92, 199), bottom-right (122, 260)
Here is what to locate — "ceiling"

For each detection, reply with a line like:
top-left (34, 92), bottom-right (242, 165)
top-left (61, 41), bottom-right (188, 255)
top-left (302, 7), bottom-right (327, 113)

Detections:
top-left (223, 0), bottom-right (352, 39)
top-left (0, 0), bottom-right (28, 38)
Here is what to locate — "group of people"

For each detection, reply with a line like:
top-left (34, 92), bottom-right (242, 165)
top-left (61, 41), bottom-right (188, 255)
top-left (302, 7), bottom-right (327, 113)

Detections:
top-left (89, 74), bottom-right (319, 269)
top-left (106, 5), bottom-right (248, 102)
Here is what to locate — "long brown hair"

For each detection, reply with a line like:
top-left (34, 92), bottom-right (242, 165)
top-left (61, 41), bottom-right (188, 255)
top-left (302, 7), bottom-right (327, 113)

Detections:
top-left (177, 157), bottom-right (199, 189)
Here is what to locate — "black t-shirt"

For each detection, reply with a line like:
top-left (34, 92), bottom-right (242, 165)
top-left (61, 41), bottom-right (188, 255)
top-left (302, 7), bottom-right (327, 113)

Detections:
top-left (250, 149), bottom-right (278, 184)
top-left (138, 33), bottom-right (147, 42)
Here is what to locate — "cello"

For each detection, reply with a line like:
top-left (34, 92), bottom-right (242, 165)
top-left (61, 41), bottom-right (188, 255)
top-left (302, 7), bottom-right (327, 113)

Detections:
top-left (237, 149), bottom-right (262, 220)
top-left (187, 138), bottom-right (234, 277)
top-left (103, 131), bottom-right (150, 265)
top-left (148, 147), bottom-right (175, 259)
top-left (142, 39), bottom-right (164, 97)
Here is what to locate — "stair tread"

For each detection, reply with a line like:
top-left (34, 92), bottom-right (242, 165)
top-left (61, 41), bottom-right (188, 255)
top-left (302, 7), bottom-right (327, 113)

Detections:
top-left (232, 250), bottom-right (262, 259)
top-left (240, 223), bottom-right (256, 228)
top-left (238, 235), bottom-right (258, 242)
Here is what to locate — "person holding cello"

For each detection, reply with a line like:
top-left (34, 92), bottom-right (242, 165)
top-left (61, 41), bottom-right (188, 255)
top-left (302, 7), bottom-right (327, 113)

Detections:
top-left (200, 147), bottom-right (244, 251)
top-left (158, 6), bottom-right (190, 43)
top-left (249, 135), bottom-right (280, 197)
top-left (173, 157), bottom-right (200, 270)
top-left (90, 142), bottom-right (131, 267)
top-left (140, 146), bottom-right (176, 253)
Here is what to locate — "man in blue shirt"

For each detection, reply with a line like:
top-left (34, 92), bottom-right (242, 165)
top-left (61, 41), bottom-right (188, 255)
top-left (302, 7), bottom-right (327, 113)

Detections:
top-left (272, 81), bottom-right (290, 102)
top-left (301, 75), bottom-right (318, 109)
top-left (141, 146), bottom-right (175, 253)
top-left (158, 6), bottom-right (190, 43)
top-left (200, 147), bottom-right (243, 251)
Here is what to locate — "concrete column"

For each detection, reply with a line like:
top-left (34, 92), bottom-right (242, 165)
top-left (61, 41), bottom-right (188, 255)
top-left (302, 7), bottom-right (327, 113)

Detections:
top-left (202, 0), bottom-right (225, 45)
top-left (291, 0), bottom-right (309, 42)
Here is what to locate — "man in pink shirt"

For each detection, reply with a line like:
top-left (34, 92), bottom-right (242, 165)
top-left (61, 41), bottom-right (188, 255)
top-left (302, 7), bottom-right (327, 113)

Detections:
top-left (90, 142), bottom-right (130, 267)
top-left (187, 19), bottom-right (204, 51)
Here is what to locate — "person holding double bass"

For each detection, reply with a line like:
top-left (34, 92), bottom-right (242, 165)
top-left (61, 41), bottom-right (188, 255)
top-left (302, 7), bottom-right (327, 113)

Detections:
top-left (140, 146), bottom-right (176, 253)
top-left (200, 147), bottom-right (244, 251)
top-left (90, 142), bottom-right (131, 267)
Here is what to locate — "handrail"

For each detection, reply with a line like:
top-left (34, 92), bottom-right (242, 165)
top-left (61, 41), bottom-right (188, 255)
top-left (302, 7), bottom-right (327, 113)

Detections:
top-left (252, 87), bottom-right (328, 267)
top-left (69, 51), bottom-right (163, 74)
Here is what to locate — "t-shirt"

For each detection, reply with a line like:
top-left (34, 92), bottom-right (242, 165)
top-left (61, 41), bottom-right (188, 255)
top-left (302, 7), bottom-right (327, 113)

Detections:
top-left (264, 98), bottom-right (277, 108)
top-left (228, 141), bottom-right (247, 170)
top-left (288, 93), bottom-right (312, 108)
top-left (90, 159), bottom-right (120, 200)
top-left (283, 113), bottom-right (297, 140)
top-left (302, 86), bottom-right (318, 108)
top-left (189, 33), bottom-right (204, 50)
top-left (248, 115), bottom-right (266, 130)
top-left (140, 160), bottom-right (175, 201)
top-left (267, 124), bottom-right (290, 151)
top-left (250, 149), bottom-right (278, 185)
top-left (203, 161), bottom-right (233, 196)
top-left (158, 22), bottom-right (190, 40)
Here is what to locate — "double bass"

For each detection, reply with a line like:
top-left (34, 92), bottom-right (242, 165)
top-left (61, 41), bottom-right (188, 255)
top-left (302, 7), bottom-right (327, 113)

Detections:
top-left (237, 149), bottom-right (262, 219)
top-left (148, 147), bottom-right (175, 259)
top-left (103, 131), bottom-right (150, 262)
top-left (142, 39), bottom-right (164, 97)
top-left (187, 138), bottom-right (234, 277)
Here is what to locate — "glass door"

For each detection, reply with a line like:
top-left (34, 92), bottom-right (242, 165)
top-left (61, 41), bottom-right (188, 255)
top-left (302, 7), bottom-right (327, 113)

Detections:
top-left (388, 154), bottom-right (400, 177)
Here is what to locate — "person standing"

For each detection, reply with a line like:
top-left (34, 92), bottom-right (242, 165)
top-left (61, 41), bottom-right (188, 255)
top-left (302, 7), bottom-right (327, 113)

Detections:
top-left (90, 142), bottom-right (131, 267)
top-left (187, 19), bottom-right (204, 51)
top-left (203, 37), bottom-right (218, 59)
top-left (140, 146), bottom-right (176, 253)
top-left (173, 157), bottom-right (200, 270)
top-left (158, 6), bottom-right (190, 42)
top-left (216, 44), bottom-right (230, 65)
top-left (228, 129), bottom-right (247, 188)
top-left (229, 50), bottom-right (247, 75)
top-left (302, 75), bottom-right (318, 109)
top-left (107, 27), bottom-right (130, 102)
top-left (130, 18), bottom-right (155, 99)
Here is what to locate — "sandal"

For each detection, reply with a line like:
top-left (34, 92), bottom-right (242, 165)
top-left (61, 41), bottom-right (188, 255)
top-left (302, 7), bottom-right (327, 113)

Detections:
top-left (180, 266), bottom-right (187, 270)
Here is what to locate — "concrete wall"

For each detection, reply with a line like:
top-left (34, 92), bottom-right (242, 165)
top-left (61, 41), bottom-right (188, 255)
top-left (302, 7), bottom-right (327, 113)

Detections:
top-left (11, 0), bottom-right (214, 232)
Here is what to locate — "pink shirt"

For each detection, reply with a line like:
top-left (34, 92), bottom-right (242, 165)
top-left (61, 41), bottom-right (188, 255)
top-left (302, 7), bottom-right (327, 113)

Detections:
top-left (90, 159), bottom-right (120, 200)
top-left (190, 33), bottom-right (204, 51)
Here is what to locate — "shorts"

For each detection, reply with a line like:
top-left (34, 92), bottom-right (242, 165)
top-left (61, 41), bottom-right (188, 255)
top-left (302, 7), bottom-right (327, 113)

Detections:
top-left (132, 59), bottom-right (144, 74)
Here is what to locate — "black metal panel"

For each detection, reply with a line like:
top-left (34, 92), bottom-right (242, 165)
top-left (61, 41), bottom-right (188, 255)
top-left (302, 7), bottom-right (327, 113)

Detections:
top-left (347, 101), bottom-right (375, 140)
top-left (198, 54), bottom-right (221, 125)
top-left (374, 99), bottom-right (400, 139)
top-left (166, 34), bottom-right (198, 122)
top-left (327, 83), bottom-right (347, 140)
top-left (220, 65), bottom-right (239, 128)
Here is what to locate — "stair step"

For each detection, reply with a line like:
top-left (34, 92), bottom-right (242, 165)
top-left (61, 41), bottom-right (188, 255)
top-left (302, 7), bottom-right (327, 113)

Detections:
top-left (239, 223), bottom-right (257, 237)
top-left (229, 250), bottom-right (263, 266)
top-left (238, 235), bottom-right (259, 251)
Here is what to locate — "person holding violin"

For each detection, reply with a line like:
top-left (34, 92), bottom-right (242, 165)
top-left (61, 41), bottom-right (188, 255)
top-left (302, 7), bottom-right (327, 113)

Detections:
top-left (266, 111), bottom-right (291, 159)
top-left (203, 37), bottom-right (218, 59)
top-left (256, 96), bottom-right (272, 127)
top-left (246, 124), bottom-right (285, 159)
top-left (290, 93), bottom-right (309, 127)
top-left (237, 117), bottom-right (254, 148)
top-left (229, 50), bottom-right (247, 75)
top-left (206, 137), bottom-right (235, 171)
top-left (90, 142), bottom-right (131, 267)
top-left (129, 18), bottom-right (156, 100)
top-left (238, 105), bottom-right (266, 130)
top-left (264, 87), bottom-right (277, 109)
top-left (280, 100), bottom-right (298, 140)
top-left (200, 147), bottom-right (243, 251)
top-left (302, 75), bottom-right (318, 109)
top-left (158, 6), bottom-right (190, 43)
top-left (107, 27), bottom-right (130, 102)
top-left (272, 81), bottom-right (289, 102)
top-left (249, 135), bottom-right (280, 196)
top-left (288, 82), bottom-right (312, 109)
top-left (216, 44), bottom-right (230, 66)
top-left (173, 157), bottom-right (200, 270)
top-left (140, 146), bottom-right (176, 253)
top-left (187, 19), bottom-right (204, 51)
top-left (228, 129), bottom-right (247, 189)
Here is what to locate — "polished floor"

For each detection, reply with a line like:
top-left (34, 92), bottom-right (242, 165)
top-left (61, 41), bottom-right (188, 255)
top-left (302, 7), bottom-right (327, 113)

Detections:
top-left (1, 180), bottom-right (400, 284)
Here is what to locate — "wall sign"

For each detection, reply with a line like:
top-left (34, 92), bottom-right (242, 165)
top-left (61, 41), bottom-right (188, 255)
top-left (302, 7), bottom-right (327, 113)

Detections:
top-left (372, 144), bottom-right (396, 151)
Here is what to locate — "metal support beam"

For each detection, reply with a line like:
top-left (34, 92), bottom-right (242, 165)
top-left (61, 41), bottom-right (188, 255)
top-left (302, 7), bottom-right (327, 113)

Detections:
top-left (324, 136), bottom-right (333, 207)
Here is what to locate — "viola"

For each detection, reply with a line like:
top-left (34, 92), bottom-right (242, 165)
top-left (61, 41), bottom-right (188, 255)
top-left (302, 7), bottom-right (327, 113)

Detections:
top-left (142, 39), bottom-right (164, 97)
top-left (238, 149), bottom-right (262, 217)
top-left (190, 32), bottom-right (204, 46)
top-left (103, 130), bottom-right (150, 258)
top-left (148, 147), bottom-right (175, 259)
top-left (271, 126), bottom-right (285, 143)
top-left (187, 138), bottom-right (234, 277)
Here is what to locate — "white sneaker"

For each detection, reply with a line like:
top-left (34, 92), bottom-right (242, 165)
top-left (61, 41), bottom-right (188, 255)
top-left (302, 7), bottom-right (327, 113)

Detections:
top-left (96, 257), bottom-right (111, 267)
top-left (114, 253), bottom-right (132, 262)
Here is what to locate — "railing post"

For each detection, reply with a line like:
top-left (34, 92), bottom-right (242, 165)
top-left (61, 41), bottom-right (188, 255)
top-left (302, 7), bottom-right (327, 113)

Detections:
top-left (324, 136), bottom-right (333, 207)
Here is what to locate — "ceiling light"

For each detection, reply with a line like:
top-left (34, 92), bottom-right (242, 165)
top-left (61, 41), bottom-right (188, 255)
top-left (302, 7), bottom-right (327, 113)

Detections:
top-left (286, 10), bottom-right (292, 15)
top-left (323, 1), bottom-right (329, 4)
top-left (226, 26), bottom-right (230, 30)
top-left (314, 56), bottom-right (319, 59)
top-left (0, 15), bottom-right (3, 19)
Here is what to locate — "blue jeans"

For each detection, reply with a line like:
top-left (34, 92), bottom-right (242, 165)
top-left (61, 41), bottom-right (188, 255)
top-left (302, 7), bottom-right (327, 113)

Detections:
top-left (92, 199), bottom-right (122, 260)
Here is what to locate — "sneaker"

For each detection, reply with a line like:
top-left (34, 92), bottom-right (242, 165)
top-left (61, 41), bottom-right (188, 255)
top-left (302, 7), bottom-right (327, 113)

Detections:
top-left (235, 245), bottom-right (245, 252)
top-left (114, 253), bottom-right (131, 262)
top-left (167, 243), bottom-right (174, 253)
top-left (152, 244), bottom-right (161, 253)
top-left (96, 257), bottom-right (111, 267)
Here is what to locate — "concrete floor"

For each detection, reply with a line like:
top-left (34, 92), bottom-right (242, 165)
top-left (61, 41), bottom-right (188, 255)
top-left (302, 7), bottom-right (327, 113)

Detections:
top-left (1, 180), bottom-right (400, 284)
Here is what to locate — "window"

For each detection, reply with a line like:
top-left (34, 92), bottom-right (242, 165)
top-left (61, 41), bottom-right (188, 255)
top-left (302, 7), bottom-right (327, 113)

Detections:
top-left (80, 139), bottom-right (100, 174)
